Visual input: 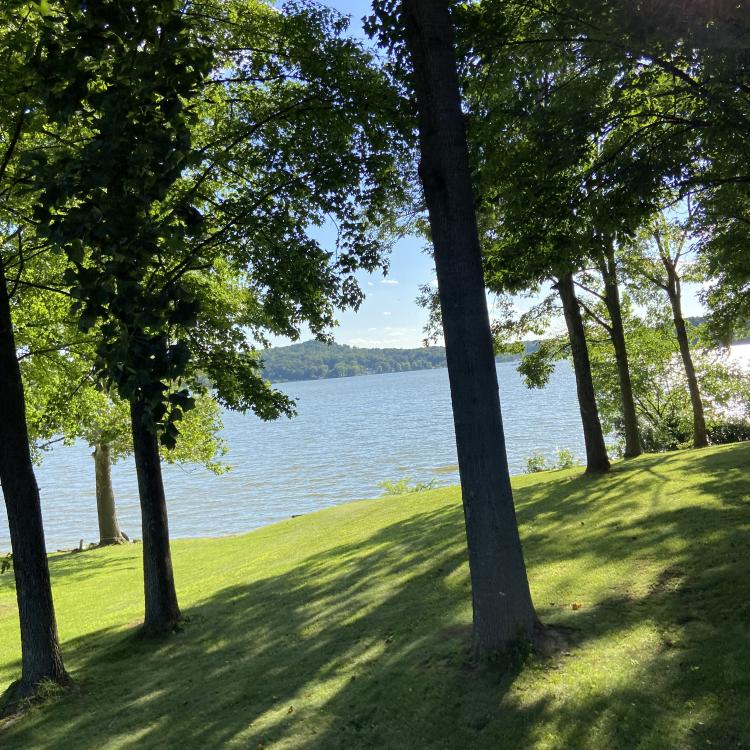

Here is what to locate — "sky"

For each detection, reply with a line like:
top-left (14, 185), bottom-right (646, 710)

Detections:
top-left (328, 236), bottom-right (436, 349)
top-left (268, 0), bottom-right (437, 349)
top-left (270, 1), bottom-right (705, 351)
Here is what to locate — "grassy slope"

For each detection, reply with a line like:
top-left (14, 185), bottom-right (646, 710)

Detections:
top-left (1, 443), bottom-right (749, 749)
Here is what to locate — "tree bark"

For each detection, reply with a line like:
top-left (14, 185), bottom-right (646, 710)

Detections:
top-left (129, 396), bottom-right (181, 635)
top-left (662, 261), bottom-right (708, 448)
top-left (598, 246), bottom-right (641, 458)
top-left (0, 259), bottom-right (68, 697)
top-left (556, 272), bottom-right (611, 473)
top-left (93, 443), bottom-right (127, 546)
top-left (401, 0), bottom-right (537, 658)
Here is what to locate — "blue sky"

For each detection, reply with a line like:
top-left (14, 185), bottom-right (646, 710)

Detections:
top-left (267, 0), bottom-right (436, 349)
top-left (271, 1), bottom-right (704, 350)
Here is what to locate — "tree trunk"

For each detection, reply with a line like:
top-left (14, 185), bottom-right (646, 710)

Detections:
top-left (0, 260), bottom-right (67, 698)
top-left (401, 0), bottom-right (537, 658)
top-left (556, 272), bottom-right (611, 473)
top-left (93, 443), bottom-right (127, 546)
top-left (129, 396), bottom-right (181, 635)
top-left (598, 246), bottom-right (641, 458)
top-left (663, 263), bottom-right (708, 448)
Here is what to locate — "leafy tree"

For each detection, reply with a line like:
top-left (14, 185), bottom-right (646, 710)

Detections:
top-left (29, 0), bottom-right (410, 634)
top-left (622, 210), bottom-right (709, 447)
top-left (454, 0), bottom-right (747, 467)
top-left (588, 310), bottom-right (750, 452)
top-left (0, 0), bottom-right (67, 699)
top-left (457, 2), bottom-right (652, 473)
top-left (29, 0), bottom-right (218, 635)
top-left (13, 251), bottom-right (229, 547)
top-left (372, 0), bottom-right (538, 657)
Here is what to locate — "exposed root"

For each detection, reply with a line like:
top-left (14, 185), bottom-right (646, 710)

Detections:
top-left (0, 675), bottom-right (71, 723)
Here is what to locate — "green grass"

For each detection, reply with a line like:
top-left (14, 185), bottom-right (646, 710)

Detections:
top-left (1, 443), bottom-right (749, 749)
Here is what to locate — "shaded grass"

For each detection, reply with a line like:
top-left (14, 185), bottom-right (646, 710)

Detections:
top-left (1, 443), bottom-right (749, 748)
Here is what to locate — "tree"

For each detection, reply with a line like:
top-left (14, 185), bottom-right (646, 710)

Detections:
top-left (586, 309), bottom-right (750, 452)
top-left (30, 0), bottom-right (217, 635)
top-left (580, 245), bottom-right (642, 457)
top-left (457, 3), bottom-right (639, 473)
top-left (623, 211), bottom-right (708, 447)
top-left (454, 0), bottom-right (730, 468)
top-left (14, 251), bottom-right (228, 546)
top-left (31, 0), bottom-right (410, 634)
top-left (0, 259), bottom-right (68, 699)
top-left (0, 1), bottom-right (68, 699)
top-left (554, 272), bottom-right (611, 472)
top-left (385, 0), bottom-right (538, 656)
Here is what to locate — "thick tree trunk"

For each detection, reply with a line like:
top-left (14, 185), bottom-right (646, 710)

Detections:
top-left (129, 396), bottom-right (181, 635)
top-left (0, 260), bottom-right (67, 698)
top-left (598, 247), bottom-right (641, 458)
top-left (556, 272), bottom-right (611, 473)
top-left (401, 0), bottom-right (537, 658)
top-left (93, 443), bottom-right (127, 546)
top-left (663, 264), bottom-right (708, 448)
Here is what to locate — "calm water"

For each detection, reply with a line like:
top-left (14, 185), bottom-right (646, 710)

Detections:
top-left (0, 361), bottom-right (583, 551)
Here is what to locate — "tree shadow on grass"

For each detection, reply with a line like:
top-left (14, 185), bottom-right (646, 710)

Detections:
top-left (1, 445), bottom-right (749, 749)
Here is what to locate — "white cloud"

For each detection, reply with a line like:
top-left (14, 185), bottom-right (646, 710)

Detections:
top-left (347, 326), bottom-right (421, 348)
top-left (382, 279), bottom-right (399, 286)
top-left (383, 311), bottom-right (392, 317)
top-left (367, 281), bottom-right (375, 287)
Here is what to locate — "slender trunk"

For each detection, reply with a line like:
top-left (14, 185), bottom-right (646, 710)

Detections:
top-left (598, 247), bottom-right (641, 458)
top-left (401, 0), bottom-right (537, 658)
top-left (129, 396), bottom-right (180, 635)
top-left (663, 264), bottom-right (708, 448)
top-left (94, 443), bottom-right (126, 545)
top-left (556, 272), bottom-right (610, 473)
top-left (0, 260), bottom-right (67, 697)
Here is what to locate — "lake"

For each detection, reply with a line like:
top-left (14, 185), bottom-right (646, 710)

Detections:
top-left (0, 360), bottom-right (584, 551)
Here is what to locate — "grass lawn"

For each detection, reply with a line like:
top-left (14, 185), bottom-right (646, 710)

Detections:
top-left (1, 443), bottom-right (749, 749)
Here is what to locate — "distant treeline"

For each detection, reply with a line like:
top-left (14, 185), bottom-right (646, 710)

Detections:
top-left (260, 317), bottom-right (726, 383)
top-left (260, 339), bottom-right (539, 383)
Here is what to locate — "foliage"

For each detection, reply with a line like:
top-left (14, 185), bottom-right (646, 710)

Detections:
top-left (3, 444), bottom-right (750, 747)
top-left (524, 448), bottom-right (580, 474)
top-left (706, 420), bottom-right (750, 446)
top-left (261, 340), bottom-right (448, 382)
top-left (523, 453), bottom-right (548, 474)
top-left (377, 476), bottom-right (436, 495)
top-left (587, 311), bottom-right (750, 452)
top-left (25, 0), bottom-right (412, 446)
top-left (458, 0), bottom-right (683, 299)
top-left (9, 246), bottom-right (228, 471)
top-left (260, 338), bottom-right (544, 383)
top-left (29, 0), bottom-right (217, 445)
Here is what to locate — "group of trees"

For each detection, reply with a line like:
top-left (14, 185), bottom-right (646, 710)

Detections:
top-left (1, 0), bottom-right (748, 706)
top-left (262, 338), bottom-right (542, 381)
top-left (487, 212), bottom-right (750, 465)
top-left (1, 0), bottom-right (410, 698)
top-left (419, 0), bottom-right (750, 472)
top-left (261, 338), bottom-right (541, 382)
top-left (260, 339), bottom-right (447, 381)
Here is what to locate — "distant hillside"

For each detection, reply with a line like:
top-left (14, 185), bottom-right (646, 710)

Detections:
top-left (260, 340), bottom-right (537, 383)
top-left (259, 317), bottom-right (738, 383)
